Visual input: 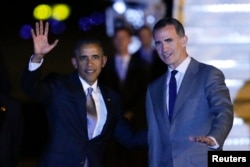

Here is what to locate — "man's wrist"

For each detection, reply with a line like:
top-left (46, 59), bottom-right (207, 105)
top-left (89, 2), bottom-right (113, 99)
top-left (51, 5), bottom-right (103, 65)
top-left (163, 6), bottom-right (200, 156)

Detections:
top-left (208, 136), bottom-right (219, 149)
top-left (31, 54), bottom-right (43, 63)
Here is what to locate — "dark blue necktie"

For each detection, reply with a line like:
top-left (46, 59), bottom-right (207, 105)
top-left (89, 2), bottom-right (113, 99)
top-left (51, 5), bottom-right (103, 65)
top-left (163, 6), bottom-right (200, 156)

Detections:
top-left (169, 70), bottom-right (178, 121)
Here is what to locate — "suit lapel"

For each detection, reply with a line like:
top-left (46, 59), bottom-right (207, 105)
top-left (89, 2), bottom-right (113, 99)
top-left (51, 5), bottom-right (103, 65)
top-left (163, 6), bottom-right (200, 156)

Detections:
top-left (67, 72), bottom-right (89, 138)
top-left (154, 73), bottom-right (171, 125)
top-left (92, 84), bottom-right (116, 140)
top-left (172, 58), bottom-right (199, 121)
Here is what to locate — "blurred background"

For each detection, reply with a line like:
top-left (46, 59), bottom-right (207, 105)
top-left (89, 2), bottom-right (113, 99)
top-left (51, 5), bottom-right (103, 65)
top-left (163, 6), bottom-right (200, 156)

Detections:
top-left (0, 0), bottom-right (250, 166)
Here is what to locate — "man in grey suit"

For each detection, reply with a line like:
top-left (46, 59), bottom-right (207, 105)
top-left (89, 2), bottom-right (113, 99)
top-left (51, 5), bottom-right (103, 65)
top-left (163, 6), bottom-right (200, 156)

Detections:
top-left (146, 17), bottom-right (234, 167)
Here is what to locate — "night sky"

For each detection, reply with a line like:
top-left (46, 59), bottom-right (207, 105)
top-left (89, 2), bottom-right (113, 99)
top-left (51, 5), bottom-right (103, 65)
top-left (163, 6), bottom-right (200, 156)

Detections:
top-left (1, 0), bottom-right (111, 37)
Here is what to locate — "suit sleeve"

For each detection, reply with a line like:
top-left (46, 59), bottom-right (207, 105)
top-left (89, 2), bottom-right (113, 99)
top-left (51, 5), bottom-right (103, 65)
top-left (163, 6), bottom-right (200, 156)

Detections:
top-left (21, 61), bottom-right (57, 105)
top-left (205, 67), bottom-right (234, 148)
top-left (112, 92), bottom-right (148, 149)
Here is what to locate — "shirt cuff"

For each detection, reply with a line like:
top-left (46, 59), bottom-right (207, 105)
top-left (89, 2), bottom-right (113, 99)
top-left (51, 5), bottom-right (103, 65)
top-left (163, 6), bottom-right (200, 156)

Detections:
top-left (208, 136), bottom-right (219, 149)
top-left (28, 55), bottom-right (43, 71)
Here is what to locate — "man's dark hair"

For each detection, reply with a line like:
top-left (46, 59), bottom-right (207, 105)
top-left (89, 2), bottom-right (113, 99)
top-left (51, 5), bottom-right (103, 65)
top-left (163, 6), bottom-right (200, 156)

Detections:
top-left (152, 17), bottom-right (185, 37)
top-left (113, 26), bottom-right (133, 37)
top-left (73, 37), bottom-right (104, 57)
top-left (135, 24), bottom-right (152, 37)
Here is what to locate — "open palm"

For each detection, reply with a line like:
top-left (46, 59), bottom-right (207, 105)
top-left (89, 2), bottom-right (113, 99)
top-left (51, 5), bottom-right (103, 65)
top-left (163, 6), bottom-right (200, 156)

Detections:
top-left (31, 20), bottom-right (59, 60)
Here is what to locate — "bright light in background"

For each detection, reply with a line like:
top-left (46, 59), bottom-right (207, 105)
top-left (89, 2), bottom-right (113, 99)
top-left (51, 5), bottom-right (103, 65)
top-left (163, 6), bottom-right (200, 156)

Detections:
top-left (106, 0), bottom-right (165, 37)
top-left (129, 36), bottom-right (141, 54)
top-left (146, 15), bottom-right (155, 24)
top-left (33, 4), bottom-right (52, 20)
top-left (191, 3), bottom-right (250, 13)
top-left (51, 4), bottom-right (71, 21)
top-left (125, 8), bottom-right (144, 29)
top-left (206, 60), bottom-right (236, 69)
top-left (224, 117), bottom-right (250, 149)
top-left (29, 3), bottom-right (71, 38)
top-left (113, 0), bottom-right (127, 14)
top-left (225, 79), bottom-right (245, 88)
top-left (33, 3), bottom-right (71, 21)
top-left (233, 117), bottom-right (244, 126)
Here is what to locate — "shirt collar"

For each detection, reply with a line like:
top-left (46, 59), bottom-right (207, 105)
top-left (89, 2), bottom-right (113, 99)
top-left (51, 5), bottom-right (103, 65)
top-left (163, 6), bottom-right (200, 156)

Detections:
top-left (115, 54), bottom-right (131, 62)
top-left (79, 77), bottom-right (98, 95)
top-left (168, 56), bottom-right (191, 74)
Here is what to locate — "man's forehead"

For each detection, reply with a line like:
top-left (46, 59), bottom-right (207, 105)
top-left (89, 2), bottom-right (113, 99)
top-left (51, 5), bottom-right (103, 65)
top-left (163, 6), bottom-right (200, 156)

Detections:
top-left (80, 45), bottom-right (101, 52)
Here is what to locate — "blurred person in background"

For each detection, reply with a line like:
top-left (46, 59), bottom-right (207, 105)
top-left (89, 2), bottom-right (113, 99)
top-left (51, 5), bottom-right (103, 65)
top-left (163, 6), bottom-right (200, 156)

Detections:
top-left (133, 25), bottom-right (167, 83)
top-left (0, 51), bottom-right (22, 167)
top-left (99, 26), bottom-right (148, 167)
top-left (0, 51), bottom-right (11, 95)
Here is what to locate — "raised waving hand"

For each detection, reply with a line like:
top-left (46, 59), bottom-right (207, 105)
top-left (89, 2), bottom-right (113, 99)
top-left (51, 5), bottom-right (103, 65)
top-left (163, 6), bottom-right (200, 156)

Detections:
top-left (31, 20), bottom-right (59, 63)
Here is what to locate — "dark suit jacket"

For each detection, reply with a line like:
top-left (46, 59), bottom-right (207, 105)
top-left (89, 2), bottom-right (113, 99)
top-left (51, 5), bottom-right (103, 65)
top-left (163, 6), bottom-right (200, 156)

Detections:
top-left (146, 58), bottom-right (234, 167)
top-left (0, 53), bottom-right (11, 95)
top-left (132, 48), bottom-right (167, 83)
top-left (99, 54), bottom-right (149, 129)
top-left (22, 66), bottom-right (147, 167)
top-left (0, 94), bottom-right (22, 167)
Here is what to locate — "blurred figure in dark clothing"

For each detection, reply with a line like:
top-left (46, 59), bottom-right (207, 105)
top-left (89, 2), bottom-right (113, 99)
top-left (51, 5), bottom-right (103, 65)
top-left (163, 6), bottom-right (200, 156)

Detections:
top-left (100, 26), bottom-right (149, 129)
top-left (0, 94), bottom-right (22, 167)
top-left (133, 25), bottom-right (167, 83)
top-left (0, 51), bottom-right (23, 167)
top-left (100, 26), bottom-right (149, 167)
top-left (0, 52), bottom-right (11, 95)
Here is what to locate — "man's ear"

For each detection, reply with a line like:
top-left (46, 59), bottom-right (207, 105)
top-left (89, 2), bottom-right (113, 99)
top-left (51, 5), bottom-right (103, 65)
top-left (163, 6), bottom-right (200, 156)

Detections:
top-left (71, 57), bottom-right (77, 69)
top-left (102, 55), bottom-right (107, 68)
top-left (182, 35), bottom-right (188, 47)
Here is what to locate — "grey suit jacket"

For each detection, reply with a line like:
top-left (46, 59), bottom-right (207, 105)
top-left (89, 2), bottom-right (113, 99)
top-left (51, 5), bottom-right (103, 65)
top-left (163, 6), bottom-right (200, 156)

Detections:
top-left (146, 58), bottom-right (234, 167)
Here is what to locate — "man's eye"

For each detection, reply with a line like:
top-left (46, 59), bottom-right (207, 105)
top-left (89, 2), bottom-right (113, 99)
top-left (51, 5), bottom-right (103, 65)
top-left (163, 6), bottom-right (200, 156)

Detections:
top-left (79, 56), bottom-right (87, 61)
top-left (92, 55), bottom-right (100, 59)
top-left (155, 42), bottom-right (159, 46)
top-left (166, 39), bottom-right (172, 43)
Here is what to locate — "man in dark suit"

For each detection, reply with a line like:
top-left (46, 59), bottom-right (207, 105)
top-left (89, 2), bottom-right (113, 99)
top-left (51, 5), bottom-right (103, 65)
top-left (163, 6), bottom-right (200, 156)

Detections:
top-left (0, 94), bottom-right (22, 167)
top-left (0, 51), bottom-right (22, 167)
top-left (0, 67), bottom-right (22, 167)
top-left (99, 26), bottom-right (149, 167)
top-left (146, 18), bottom-right (234, 167)
top-left (100, 26), bottom-right (149, 126)
top-left (133, 25), bottom-right (167, 83)
top-left (21, 21), bottom-right (146, 167)
top-left (0, 52), bottom-right (11, 95)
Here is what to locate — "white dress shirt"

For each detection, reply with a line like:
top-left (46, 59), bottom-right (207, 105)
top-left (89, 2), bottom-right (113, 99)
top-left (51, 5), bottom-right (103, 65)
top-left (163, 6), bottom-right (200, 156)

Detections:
top-left (115, 54), bottom-right (131, 81)
top-left (166, 56), bottom-right (191, 112)
top-left (79, 78), bottom-right (107, 138)
top-left (28, 56), bottom-right (107, 138)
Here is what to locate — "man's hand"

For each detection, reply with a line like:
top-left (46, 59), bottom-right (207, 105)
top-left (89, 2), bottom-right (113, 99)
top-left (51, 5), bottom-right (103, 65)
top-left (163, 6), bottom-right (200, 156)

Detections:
top-left (31, 20), bottom-right (59, 63)
top-left (189, 136), bottom-right (216, 147)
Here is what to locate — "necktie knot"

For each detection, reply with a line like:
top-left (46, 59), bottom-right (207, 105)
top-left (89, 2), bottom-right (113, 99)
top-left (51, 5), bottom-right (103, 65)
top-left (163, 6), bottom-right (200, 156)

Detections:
top-left (87, 87), bottom-right (93, 96)
top-left (171, 70), bottom-right (178, 77)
